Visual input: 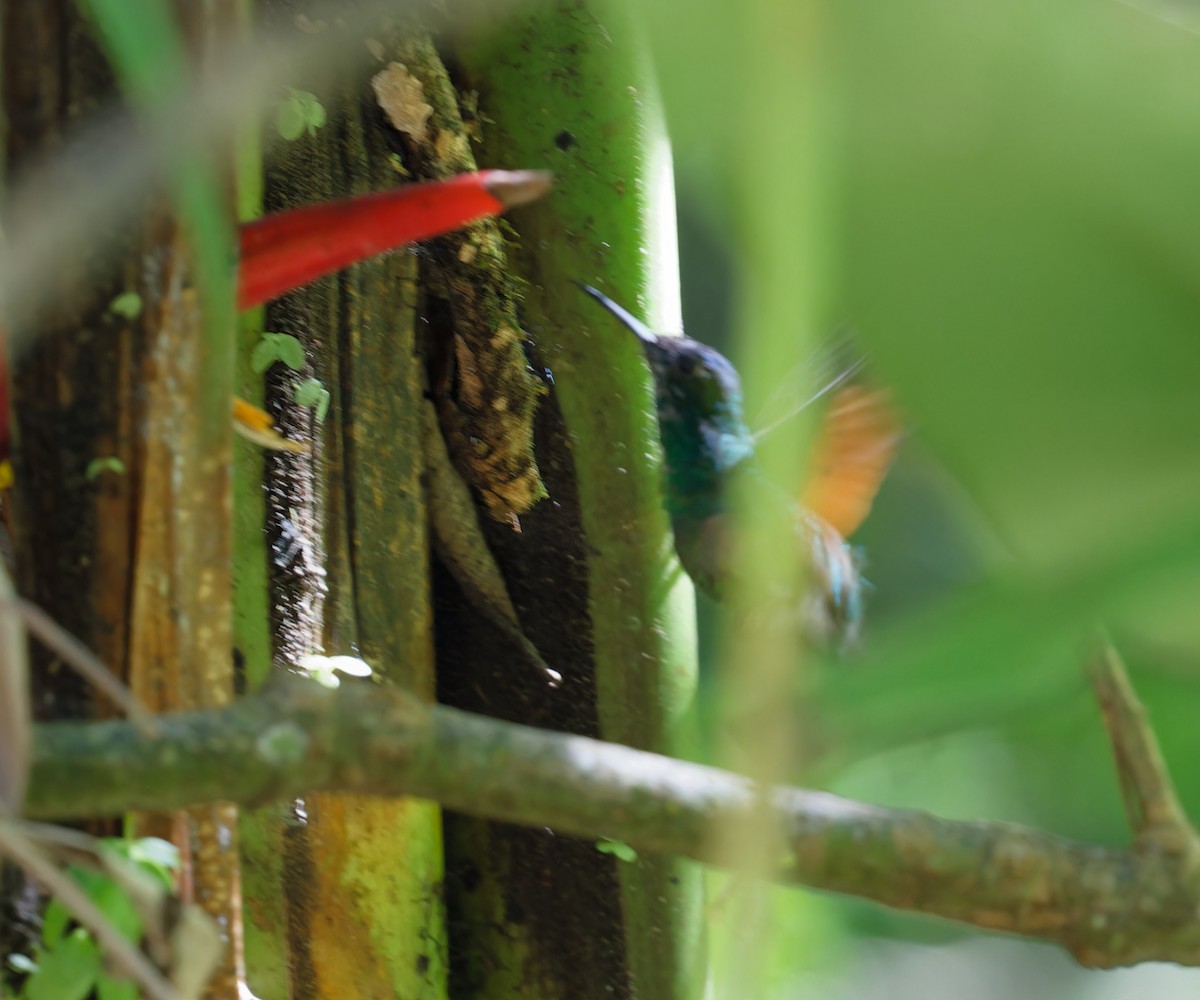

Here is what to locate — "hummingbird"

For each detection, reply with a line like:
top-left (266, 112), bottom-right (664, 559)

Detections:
top-left (577, 283), bottom-right (897, 644)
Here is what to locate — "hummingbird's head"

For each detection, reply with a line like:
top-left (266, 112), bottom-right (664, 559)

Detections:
top-left (639, 336), bottom-right (743, 422)
top-left (576, 283), bottom-right (754, 478)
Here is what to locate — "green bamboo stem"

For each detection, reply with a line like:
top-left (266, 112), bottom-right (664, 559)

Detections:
top-left (451, 2), bottom-right (703, 996)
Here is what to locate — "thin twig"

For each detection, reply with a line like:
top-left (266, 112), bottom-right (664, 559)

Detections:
top-left (1087, 640), bottom-right (1198, 856)
top-left (16, 820), bottom-right (99, 857)
top-left (18, 599), bottom-right (159, 735)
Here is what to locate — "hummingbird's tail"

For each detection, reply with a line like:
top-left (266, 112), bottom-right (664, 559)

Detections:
top-left (801, 510), bottom-right (867, 648)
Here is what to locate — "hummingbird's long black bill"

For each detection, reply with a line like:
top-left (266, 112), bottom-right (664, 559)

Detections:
top-left (574, 282), bottom-right (660, 346)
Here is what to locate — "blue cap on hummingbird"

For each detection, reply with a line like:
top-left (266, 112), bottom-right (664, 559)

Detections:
top-left (576, 282), bottom-right (898, 646)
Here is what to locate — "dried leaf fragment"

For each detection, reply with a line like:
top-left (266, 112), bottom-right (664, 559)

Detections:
top-left (372, 62), bottom-right (433, 141)
top-left (385, 26), bottom-right (549, 525)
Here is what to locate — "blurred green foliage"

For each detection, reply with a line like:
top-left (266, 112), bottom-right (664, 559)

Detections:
top-left (661, 0), bottom-right (1200, 824)
top-left (274, 89), bottom-right (327, 141)
top-left (656, 0), bottom-right (1200, 994)
top-left (4, 839), bottom-right (178, 1000)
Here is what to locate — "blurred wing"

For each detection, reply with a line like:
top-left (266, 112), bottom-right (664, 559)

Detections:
top-left (753, 331), bottom-right (864, 437)
top-left (801, 385), bottom-right (900, 538)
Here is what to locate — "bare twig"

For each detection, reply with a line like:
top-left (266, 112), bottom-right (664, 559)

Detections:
top-left (1087, 641), bottom-right (1199, 859)
top-left (18, 599), bottom-right (159, 736)
top-left (422, 400), bottom-right (562, 686)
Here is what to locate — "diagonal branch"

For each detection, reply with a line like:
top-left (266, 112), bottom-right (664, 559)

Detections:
top-left (23, 670), bottom-right (1200, 971)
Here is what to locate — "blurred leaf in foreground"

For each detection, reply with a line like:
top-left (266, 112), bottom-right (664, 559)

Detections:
top-left (839, 0), bottom-right (1200, 579)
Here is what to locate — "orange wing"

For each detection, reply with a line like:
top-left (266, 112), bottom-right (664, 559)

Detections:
top-left (801, 385), bottom-right (899, 538)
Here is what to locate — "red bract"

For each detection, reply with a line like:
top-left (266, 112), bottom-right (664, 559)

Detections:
top-left (0, 169), bottom-right (551, 462)
top-left (237, 169), bottom-right (551, 310)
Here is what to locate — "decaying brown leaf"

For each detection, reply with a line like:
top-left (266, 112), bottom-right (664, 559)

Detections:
top-left (371, 62), bottom-right (433, 142)
top-left (19, 599), bottom-right (159, 734)
top-left (371, 27), bottom-right (548, 527)
top-left (422, 401), bottom-right (561, 684)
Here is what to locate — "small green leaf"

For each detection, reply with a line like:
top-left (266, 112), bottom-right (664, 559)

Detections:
top-left (85, 457), bottom-right (125, 481)
top-left (595, 839), bottom-right (637, 863)
top-left (120, 836), bottom-right (180, 873)
top-left (250, 338), bottom-right (277, 374)
top-left (41, 899), bottom-right (70, 948)
top-left (108, 292), bottom-right (142, 319)
top-left (277, 335), bottom-right (306, 371)
top-left (276, 90), bottom-right (325, 141)
top-left (387, 152), bottom-right (408, 175)
top-left (293, 379), bottom-right (321, 407)
top-left (66, 867), bottom-right (140, 944)
top-left (323, 655), bottom-right (373, 677)
top-left (304, 664), bottom-right (341, 688)
top-left (101, 836), bottom-right (179, 890)
top-left (96, 974), bottom-right (138, 1000)
top-left (255, 332), bottom-right (301, 371)
top-left (295, 653), bottom-right (375, 689)
top-left (294, 379), bottom-right (330, 423)
top-left (7, 952), bottom-right (38, 974)
top-left (251, 332), bottom-right (306, 374)
top-left (296, 654), bottom-right (372, 680)
top-left (306, 100), bottom-right (327, 135)
top-left (24, 930), bottom-right (99, 1000)
top-left (275, 98), bottom-right (305, 141)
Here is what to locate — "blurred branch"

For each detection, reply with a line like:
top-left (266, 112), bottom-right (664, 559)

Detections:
top-left (18, 600), bottom-right (159, 735)
top-left (24, 669), bottom-right (1200, 970)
